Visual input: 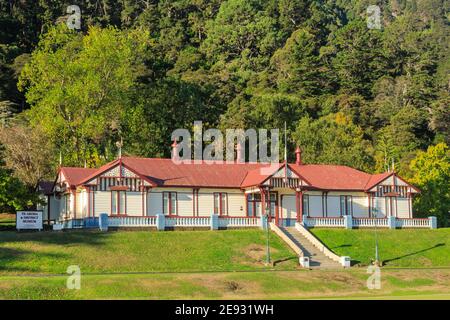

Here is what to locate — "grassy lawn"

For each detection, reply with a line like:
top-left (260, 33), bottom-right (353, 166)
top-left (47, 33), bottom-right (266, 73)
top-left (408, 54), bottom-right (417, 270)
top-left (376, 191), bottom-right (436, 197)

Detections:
top-left (0, 214), bottom-right (15, 231)
top-left (0, 229), bottom-right (299, 274)
top-left (310, 228), bottom-right (450, 267)
top-left (0, 269), bottom-right (449, 299)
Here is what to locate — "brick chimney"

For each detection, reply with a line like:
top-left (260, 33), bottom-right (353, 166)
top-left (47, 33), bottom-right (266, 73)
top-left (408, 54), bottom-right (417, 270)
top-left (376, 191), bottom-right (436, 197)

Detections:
top-left (236, 143), bottom-right (244, 163)
top-left (171, 139), bottom-right (179, 162)
top-left (295, 146), bottom-right (302, 165)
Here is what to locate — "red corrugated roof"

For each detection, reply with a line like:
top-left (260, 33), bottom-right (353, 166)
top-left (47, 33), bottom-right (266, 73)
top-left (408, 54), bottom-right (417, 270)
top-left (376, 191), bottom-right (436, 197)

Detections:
top-left (240, 163), bottom-right (285, 188)
top-left (121, 157), bottom-right (268, 188)
top-left (364, 172), bottom-right (393, 190)
top-left (60, 167), bottom-right (98, 187)
top-left (290, 164), bottom-right (373, 190)
top-left (66, 157), bottom-right (413, 191)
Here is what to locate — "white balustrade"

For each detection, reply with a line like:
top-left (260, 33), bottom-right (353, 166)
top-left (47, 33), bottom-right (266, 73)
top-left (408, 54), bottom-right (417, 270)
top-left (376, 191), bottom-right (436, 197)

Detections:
top-left (395, 218), bottom-right (430, 228)
top-left (165, 216), bottom-right (211, 227)
top-left (108, 216), bottom-right (157, 227)
top-left (305, 217), bottom-right (345, 227)
top-left (218, 217), bottom-right (259, 228)
top-left (352, 218), bottom-right (389, 228)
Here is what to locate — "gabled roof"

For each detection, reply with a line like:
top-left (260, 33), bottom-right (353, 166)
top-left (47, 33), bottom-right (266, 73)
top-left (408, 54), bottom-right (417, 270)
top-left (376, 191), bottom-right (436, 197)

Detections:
top-left (364, 172), bottom-right (394, 190)
top-left (37, 181), bottom-right (54, 195)
top-left (240, 163), bottom-right (283, 188)
top-left (59, 167), bottom-right (98, 187)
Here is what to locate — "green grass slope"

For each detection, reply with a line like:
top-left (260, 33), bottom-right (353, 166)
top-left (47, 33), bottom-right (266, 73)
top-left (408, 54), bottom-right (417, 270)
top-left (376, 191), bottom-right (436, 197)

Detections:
top-left (310, 228), bottom-right (450, 267)
top-left (0, 229), bottom-right (298, 274)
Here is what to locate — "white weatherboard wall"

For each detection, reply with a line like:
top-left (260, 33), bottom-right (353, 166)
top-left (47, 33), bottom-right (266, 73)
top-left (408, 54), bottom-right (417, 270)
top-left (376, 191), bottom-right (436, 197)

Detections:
top-left (374, 197), bottom-right (386, 217)
top-left (308, 195), bottom-right (322, 217)
top-left (177, 192), bottom-right (194, 216)
top-left (326, 196), bottom-right (340, 217)
top-left (281, 195), bottom-right (296, 219)
top-left (197, 192), bottom-right (214, 216)
top-left (352, 196), bottom-right (369, 217)
top-left (127, 192), bottom-right (142, 216)
top-left (227, 193), bottom-right (246, 217)
top-left (49, 196), bottom-right (60, 221)
top-left (397, 198), bottom-right (410, 218)
top-left (147, 191), bottom-right (162, 215)
top-left (94, 191), bottom-right (110, 217)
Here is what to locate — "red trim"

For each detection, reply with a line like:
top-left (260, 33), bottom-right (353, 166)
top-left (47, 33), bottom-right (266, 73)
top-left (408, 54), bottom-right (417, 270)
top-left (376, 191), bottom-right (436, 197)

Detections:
top-left (245, 193), bottom-right (249, 216)
top-left (86, 187), bottom-right (90, 217)
top-left (110, 186), bottom-right (129, 191)
top-left (142, 187), bottom-right (145, 216)
top-left (92, 188), bottom-right (95, 217)
top-left (408, 193), bottom-right (411, 218)
top-left (192, 189), bottom-right (196, 216)
top-left (73, 191), bottom-right (77, 219)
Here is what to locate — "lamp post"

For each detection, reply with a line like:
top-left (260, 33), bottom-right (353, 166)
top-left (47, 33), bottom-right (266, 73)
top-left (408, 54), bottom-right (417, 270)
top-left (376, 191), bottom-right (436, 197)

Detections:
top-left (373, 207), bottom-right (380, 266)
top-left (265, 199), bottom-right (271, 266)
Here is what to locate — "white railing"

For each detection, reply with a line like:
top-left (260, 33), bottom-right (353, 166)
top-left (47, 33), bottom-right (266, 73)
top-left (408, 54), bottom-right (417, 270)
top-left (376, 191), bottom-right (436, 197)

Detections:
top-left (108, 216), bottom-right (157, 227)
top-left (395, 218), bottom-right (430, 228)
top-left (218, 216), bottom-right (259, 228)
top-left (305, 217), bottom-right (344, 227)
top-left (295, 223), bottom-right (343, 264)
top-left (165, 216), bottom-right (211, 227)
top-left (352, 218), bottom-right (389, 228)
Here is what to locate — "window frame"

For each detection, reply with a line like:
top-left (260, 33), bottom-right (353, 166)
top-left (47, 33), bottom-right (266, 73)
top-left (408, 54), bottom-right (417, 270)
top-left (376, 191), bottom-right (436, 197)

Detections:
top-left (340, 195), bottom-right (353, 216)
top-left (111, 190), bottom-right (127, 215)
top-left (162, 192), bottom-right (178, 216)
top-left (213, 192), bottom-right (228, 216)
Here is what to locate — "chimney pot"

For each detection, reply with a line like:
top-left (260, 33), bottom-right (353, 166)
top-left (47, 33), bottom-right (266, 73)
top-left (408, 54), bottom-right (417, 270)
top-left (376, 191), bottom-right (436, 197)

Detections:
top-left (171, 139), bottom-right (180, 162)
top-left (295, 146), bottom-right (302, 165)
top-left (236, 143), bottom-right (244, 163)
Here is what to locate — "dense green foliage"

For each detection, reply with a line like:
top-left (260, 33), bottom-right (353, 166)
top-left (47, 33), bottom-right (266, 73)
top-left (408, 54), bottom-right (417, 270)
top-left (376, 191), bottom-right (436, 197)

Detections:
top-left (0, 0), bottom-right (448, 216)
top-left (408, 143), bottom-right (450, 226)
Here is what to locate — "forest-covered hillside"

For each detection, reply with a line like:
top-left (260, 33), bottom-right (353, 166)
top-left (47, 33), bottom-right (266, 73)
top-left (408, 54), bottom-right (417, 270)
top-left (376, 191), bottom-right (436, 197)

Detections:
top-left (0, 0), bottom-right (448, 221)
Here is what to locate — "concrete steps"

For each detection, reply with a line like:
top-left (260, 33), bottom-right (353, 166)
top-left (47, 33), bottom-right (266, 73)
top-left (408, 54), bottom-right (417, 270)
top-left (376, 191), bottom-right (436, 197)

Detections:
top-left (280, 226), bottom-right (341, 269)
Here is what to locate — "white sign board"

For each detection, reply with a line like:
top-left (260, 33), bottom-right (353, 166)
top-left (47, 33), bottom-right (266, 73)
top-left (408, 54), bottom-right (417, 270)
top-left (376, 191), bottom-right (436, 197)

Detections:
top-left (16, 211), bottom-right (43, 230)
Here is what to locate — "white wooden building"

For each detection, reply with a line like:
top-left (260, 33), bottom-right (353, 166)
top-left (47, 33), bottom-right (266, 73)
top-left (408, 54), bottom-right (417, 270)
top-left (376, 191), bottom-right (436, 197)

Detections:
top-left (46, 147), bottom-right (420, 227)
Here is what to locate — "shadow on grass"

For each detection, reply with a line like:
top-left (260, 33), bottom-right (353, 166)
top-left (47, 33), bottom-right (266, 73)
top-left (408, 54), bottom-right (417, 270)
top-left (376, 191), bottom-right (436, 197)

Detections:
top-left (329, 244), bottom-right (352, 250)
top-left (273, 256), bottom-right (298, 266)
top-left (0, 230), bottom-right (112, 273)
top-left (0, 229), bottom-right (111, 246)
top-left (383, 243), bottom-right (446, 265)
top-left (0, 247), bottom-right (70, 273)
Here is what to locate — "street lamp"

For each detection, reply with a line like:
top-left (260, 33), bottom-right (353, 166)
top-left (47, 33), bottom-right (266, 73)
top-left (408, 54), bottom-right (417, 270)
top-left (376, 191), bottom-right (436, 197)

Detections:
top-left (265, 200), bottom-right (271, 266)
top-left (373, 208), bottom-right (380, 266)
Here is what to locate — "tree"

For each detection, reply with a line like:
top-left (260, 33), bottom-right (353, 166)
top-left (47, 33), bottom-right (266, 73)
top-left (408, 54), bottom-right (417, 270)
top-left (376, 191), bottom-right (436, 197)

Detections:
top-left (294, 112), bottom-right (374, 171)
top-left (18, 24), bottom-right (152, 166)
top-left (0, 166), bottom-right (39, 212)
top-left (0, 119), bottom-right (55, 187)
top-left (408, 143), bottom-right (450, 226)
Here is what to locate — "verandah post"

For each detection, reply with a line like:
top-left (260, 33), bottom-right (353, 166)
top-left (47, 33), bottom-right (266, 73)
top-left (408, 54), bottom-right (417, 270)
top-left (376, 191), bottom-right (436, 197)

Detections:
top-left (343, 215), bottom-right (353, 229)
top-left (388, 216), bottom-right (396, 229)
top-left (260, 215), bottom-right (267, 230)
top-left (156, 213), bottom-right (165, 231)
top-left (210, 213), bottom-right (219, 230)
top-left (429, 216), bottom-right (437, 229)
top-left (99, 213), bottom-right (108, 231)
